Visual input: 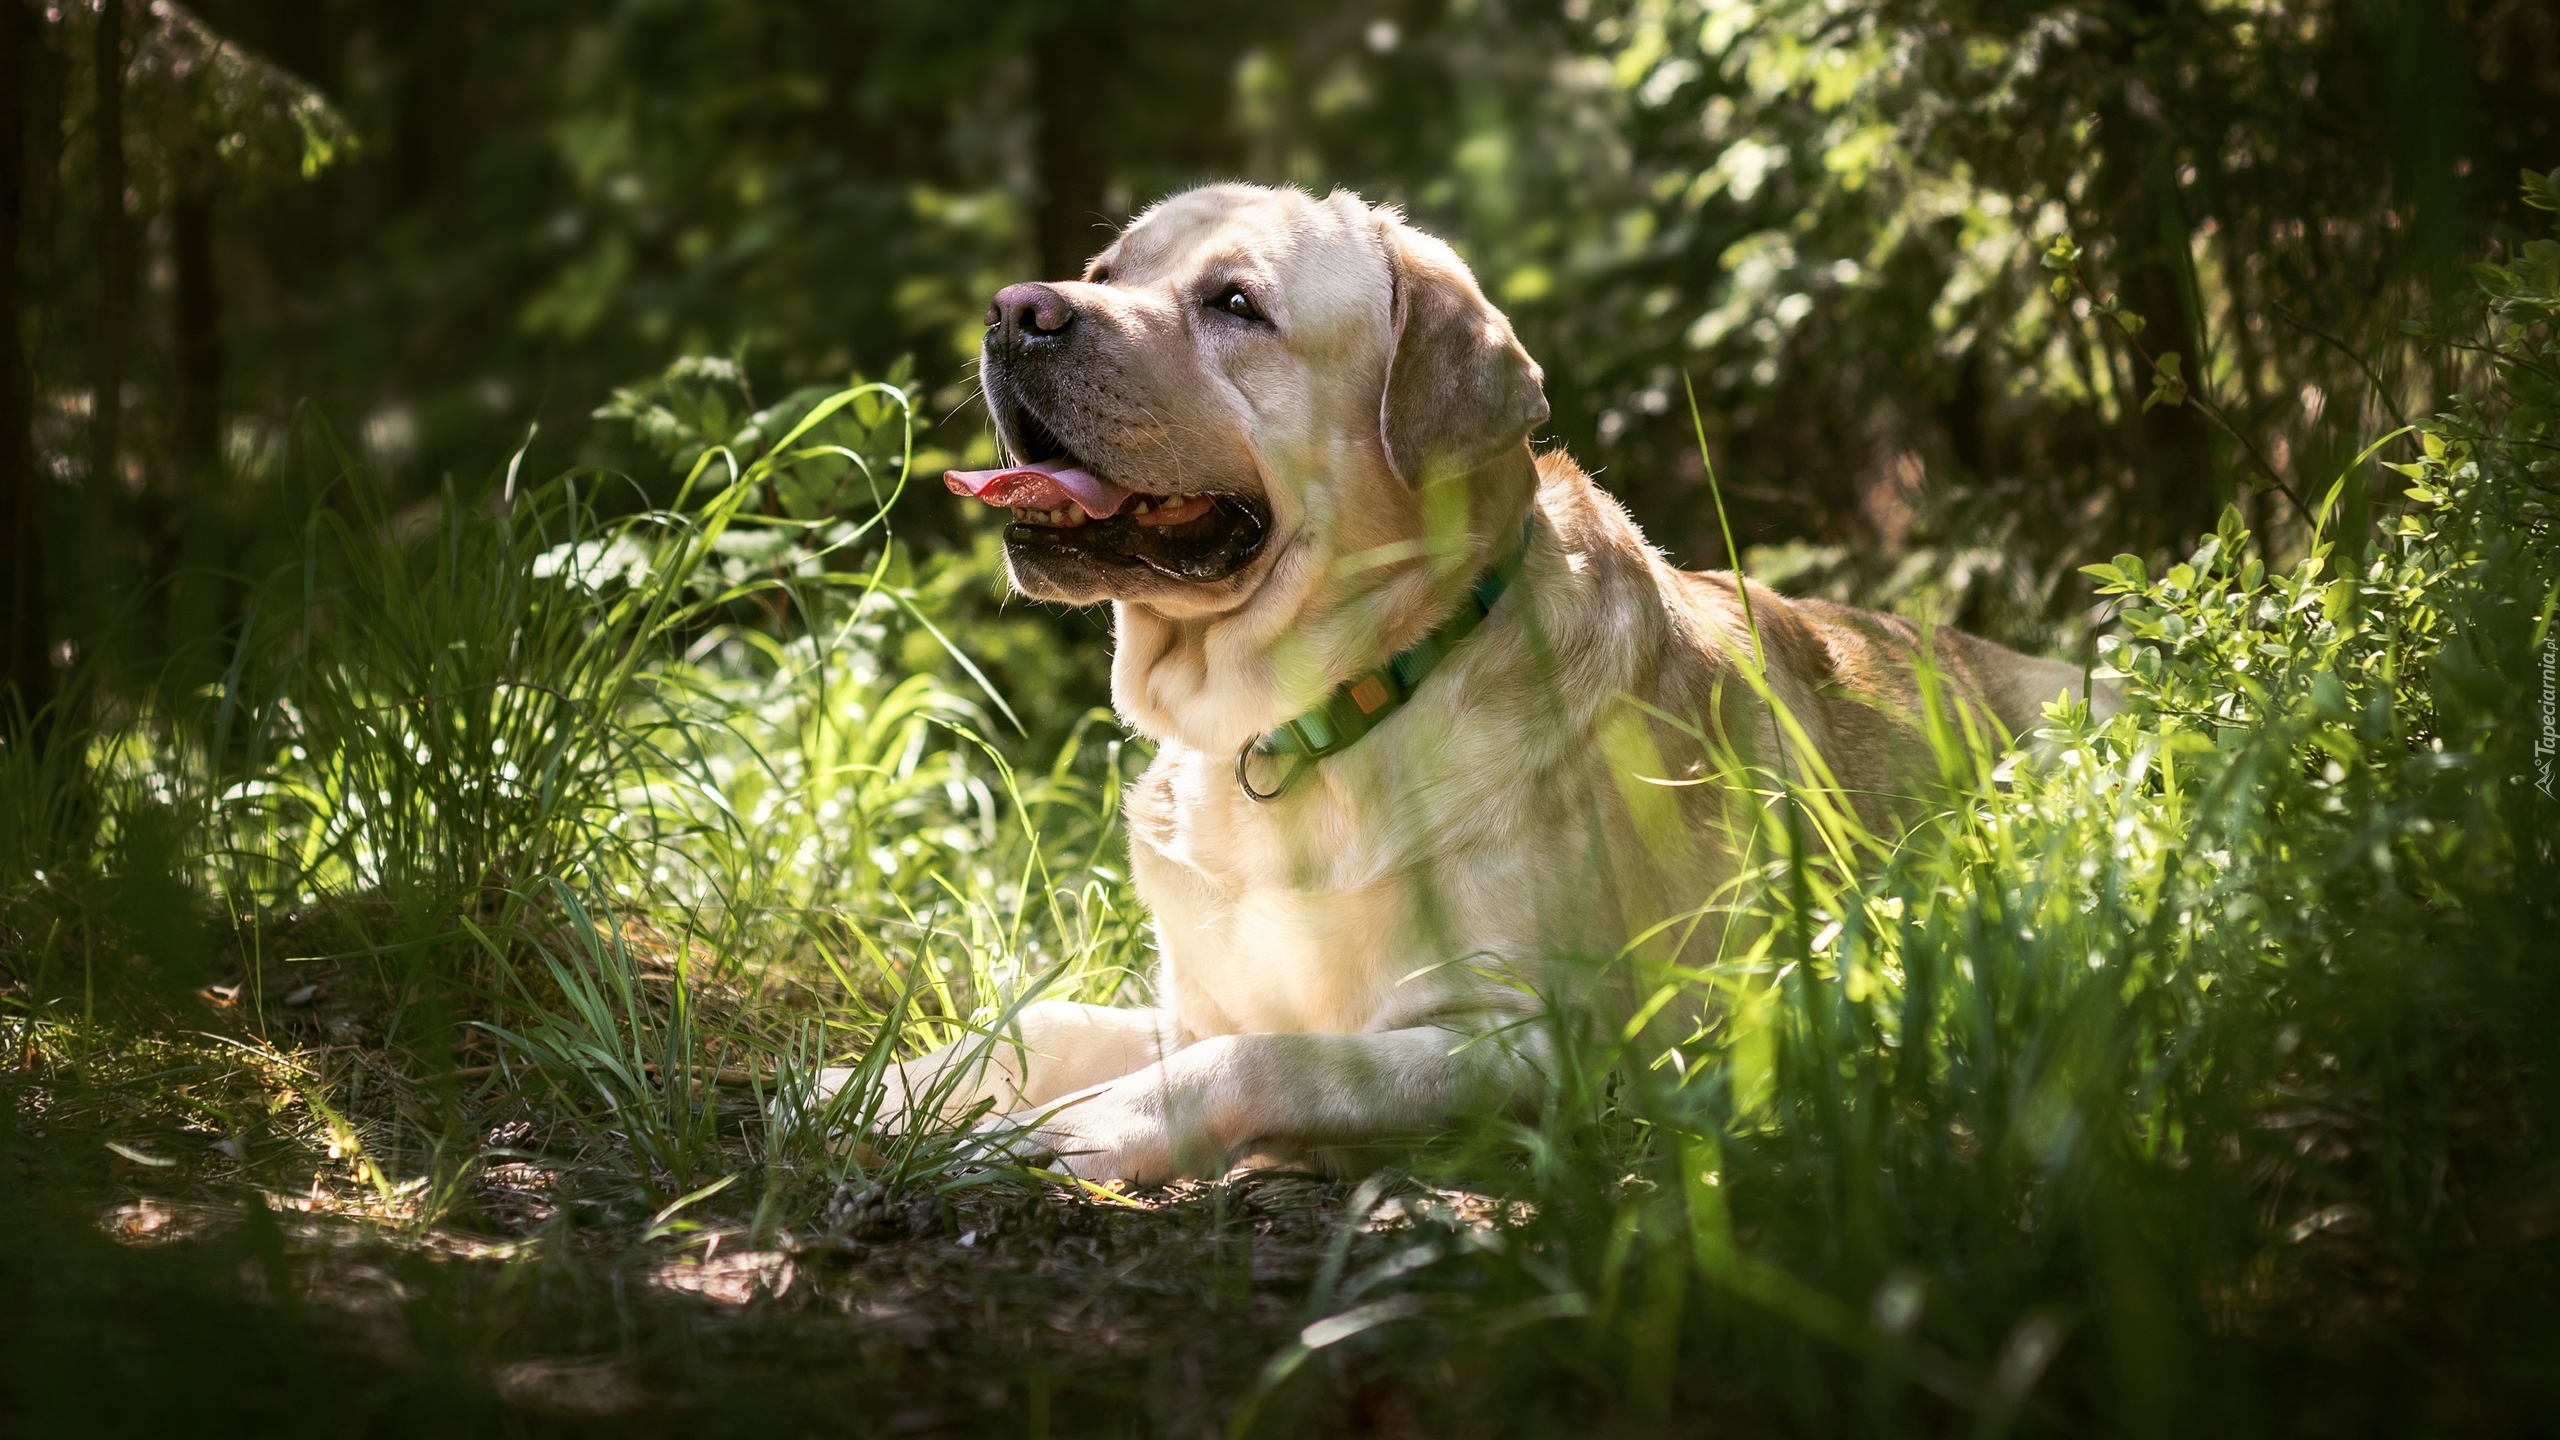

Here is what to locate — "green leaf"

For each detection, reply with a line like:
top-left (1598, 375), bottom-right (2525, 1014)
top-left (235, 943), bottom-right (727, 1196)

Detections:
top-left (644, 1173), bottom-right (740, 1242)
top-left (2523, 166), bottom-right (2560, 214)
top-left (2143, 350), bottom-right (2188, 412)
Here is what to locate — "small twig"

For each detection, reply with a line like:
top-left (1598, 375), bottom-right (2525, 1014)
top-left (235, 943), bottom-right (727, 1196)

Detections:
top-left (2271, 302), bottom-right (2412, 432)
top-left (1054, 1252), bottom-right (1154, 1325)
top-left (2051, 245), bottom-right (2310, 521)
top-left (2091, 261), bottom-right (2307, 516)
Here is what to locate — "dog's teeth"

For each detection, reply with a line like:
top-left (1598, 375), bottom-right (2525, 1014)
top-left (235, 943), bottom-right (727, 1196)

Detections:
top-left (1131, 498), bottom-right (1153, 515)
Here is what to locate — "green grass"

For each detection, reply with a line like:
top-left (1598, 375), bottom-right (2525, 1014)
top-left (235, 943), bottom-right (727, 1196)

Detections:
top-left (3, 194), bottom-right (2558, 1437)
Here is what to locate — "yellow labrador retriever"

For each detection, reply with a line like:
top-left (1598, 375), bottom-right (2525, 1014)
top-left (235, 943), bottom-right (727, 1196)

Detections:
top-left (827, 183), bottom-right (2098, 1181)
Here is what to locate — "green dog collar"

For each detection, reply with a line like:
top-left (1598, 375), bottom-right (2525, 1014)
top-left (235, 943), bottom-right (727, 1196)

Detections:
top-left (1235, 517), bottom-right (1536, 802)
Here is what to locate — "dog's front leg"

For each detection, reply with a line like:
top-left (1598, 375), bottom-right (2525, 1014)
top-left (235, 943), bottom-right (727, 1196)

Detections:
top-left (1004, 1025), bottom-right (1543, 1183)
top-left (818, 1001), bottom-right (1182, 1126)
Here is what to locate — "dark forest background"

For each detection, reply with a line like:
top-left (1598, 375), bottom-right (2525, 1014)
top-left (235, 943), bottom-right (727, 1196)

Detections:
top-left (4, 0), bottom-right (2557, 717)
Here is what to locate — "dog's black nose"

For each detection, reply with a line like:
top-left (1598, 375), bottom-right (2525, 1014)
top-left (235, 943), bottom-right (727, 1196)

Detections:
top-left (987, 282), bottom-right (1075, 344)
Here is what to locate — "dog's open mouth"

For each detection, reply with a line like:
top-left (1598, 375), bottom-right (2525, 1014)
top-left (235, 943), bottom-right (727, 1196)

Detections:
top-left (946, 405), bottom-right (1269, 584)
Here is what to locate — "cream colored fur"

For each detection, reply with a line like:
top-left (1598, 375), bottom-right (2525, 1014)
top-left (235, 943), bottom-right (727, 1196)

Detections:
top-left (818, 184), bottom-right (2107, 1182)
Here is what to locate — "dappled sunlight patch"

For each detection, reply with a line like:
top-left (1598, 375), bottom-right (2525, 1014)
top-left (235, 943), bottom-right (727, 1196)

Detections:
top-left (474, 1160), bottom-right (562, 1229)
top-left (97, 1196), bottom-right (231, 1246)
top-left (489, 1357), bottom-right (644, 1418)
top-left (650, 1247), bottom-right (797, 1306)
top-left (293, 1260), bottom-right (419, 1361)
top-left (1363, 1188), bottom-right (1534, 1235)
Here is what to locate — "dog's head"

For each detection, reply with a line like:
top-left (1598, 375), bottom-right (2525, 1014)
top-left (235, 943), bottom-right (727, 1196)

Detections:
top-left (957, 184), bottom-right (1548, 746)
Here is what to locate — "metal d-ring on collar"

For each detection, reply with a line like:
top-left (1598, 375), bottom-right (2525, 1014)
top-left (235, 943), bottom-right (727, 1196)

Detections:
top-left (1234, 516), bottom-right (1536, 802)
top-left (1233, 746), bottom-right (1307, 803)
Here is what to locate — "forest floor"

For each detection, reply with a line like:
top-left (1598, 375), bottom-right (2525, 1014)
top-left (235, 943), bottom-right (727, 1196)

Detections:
top-left (4, 979), bottom-right (1492, 1439)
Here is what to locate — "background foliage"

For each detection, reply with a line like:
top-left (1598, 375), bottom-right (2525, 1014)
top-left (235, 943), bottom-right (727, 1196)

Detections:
top-left (6, 0), bottom-right (2557, 702)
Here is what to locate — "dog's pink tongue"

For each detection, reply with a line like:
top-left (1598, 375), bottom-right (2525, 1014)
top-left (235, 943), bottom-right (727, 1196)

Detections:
top-left (942, 460), bottom-right (1131, 519)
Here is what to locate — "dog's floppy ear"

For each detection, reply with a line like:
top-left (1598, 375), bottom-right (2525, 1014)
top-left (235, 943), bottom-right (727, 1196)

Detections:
top-left (1376, 216), bottom-right (1550, 486)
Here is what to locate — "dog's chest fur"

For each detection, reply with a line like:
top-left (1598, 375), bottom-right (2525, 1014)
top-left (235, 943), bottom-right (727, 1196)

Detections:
top-left (1116, 474), bottom-right (1754, 1046)
top-left (1122, 738), bottom-right (1526, 1042)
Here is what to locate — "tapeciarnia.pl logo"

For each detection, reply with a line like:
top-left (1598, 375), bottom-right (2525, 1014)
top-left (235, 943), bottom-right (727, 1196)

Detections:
top-left (2538, 627), bottom-right (2556, 800)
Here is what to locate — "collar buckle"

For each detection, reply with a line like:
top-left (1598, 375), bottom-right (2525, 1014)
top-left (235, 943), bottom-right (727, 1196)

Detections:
top-left (1235, 745), bottom-right (1305, 802)
top-left (1232, 515), bottom-right (1535, 802)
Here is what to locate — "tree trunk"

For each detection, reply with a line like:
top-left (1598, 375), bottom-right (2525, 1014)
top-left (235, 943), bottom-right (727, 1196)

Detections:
top-left (86, 0), bottom-right (127, 605)
top-left (2092, 77), bottom-right (2219, 555)
top-left (164, 145), bottom-right (227, 673)
top-left (1, 0), bottom-right (44, 716)
top-left (172, 172), bottom-right (219, 491)
top-left (1031, 17), bottom-right (1111, 281)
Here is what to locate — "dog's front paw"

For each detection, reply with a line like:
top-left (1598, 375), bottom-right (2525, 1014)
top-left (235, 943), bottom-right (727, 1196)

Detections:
top-left (816, 1063), bottom-right (922, 1133)
top-left (977, 1086), bottom-right (1203, 1185)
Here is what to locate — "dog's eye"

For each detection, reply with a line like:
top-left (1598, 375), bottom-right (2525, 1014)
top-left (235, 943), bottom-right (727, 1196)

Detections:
top-left (1212, 285), bottom-right (1265, 323)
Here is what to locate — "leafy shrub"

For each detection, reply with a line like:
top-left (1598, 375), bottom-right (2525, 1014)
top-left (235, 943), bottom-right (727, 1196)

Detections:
top-left (1271, 175), bottom-right (2560, 1437)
